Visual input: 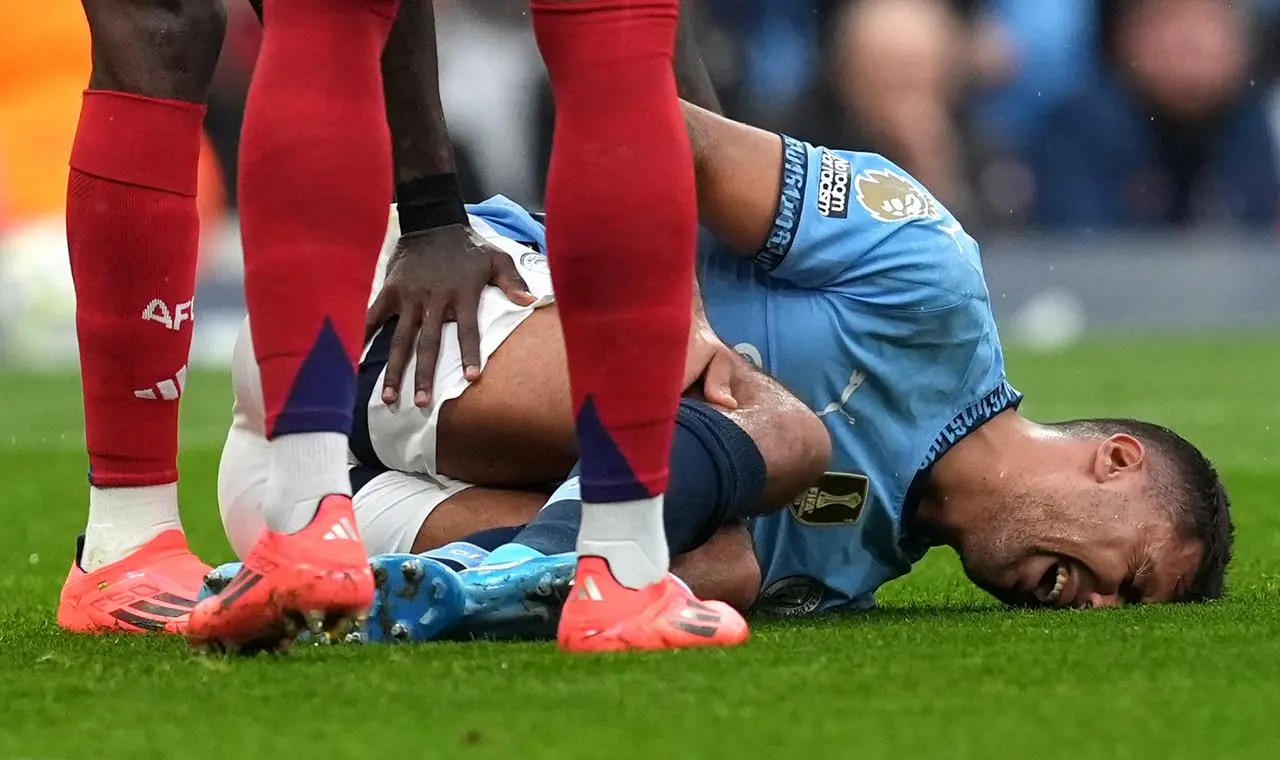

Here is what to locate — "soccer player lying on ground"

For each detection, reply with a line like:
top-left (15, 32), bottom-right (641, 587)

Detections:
top-left (218, 207), bottom-right (830, 623)
top-left (212, 101), bottom-right (1235, 639)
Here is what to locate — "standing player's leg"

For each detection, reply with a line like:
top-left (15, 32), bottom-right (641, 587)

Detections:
top-left (530, 0), bottom-right (747, 651)
top-left (186, 0), bottom-right (400, 652)
top-left (57, 0), bottom-right (226, 635)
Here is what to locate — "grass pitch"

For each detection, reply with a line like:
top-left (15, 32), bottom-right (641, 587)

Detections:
top-left (1, 334), bottom-right (1278, 760)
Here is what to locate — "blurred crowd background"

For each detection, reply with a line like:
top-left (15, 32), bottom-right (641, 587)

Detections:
top-left (3, 0), bottom-right (1280, 365)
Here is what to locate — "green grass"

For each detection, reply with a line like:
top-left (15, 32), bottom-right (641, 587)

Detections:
top-left (2, 334), bottom-right (1279, 760)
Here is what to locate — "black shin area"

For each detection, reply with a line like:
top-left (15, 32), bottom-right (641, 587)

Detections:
top-left (81, 0), bottom-right (227, 101)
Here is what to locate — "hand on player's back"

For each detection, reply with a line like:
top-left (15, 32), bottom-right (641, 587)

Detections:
top-left (366, 223), bottom-right (535, 408)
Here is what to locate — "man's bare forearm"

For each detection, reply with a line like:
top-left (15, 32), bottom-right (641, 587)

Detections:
top-left (682, 99), bottom-right (715, 179)
top-left (382, 0), bottom-right (456, 185)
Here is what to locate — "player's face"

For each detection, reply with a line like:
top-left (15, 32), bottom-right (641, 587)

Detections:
top-left (957, 446), bottom-right (1203, 608)
top-left (965, 517), bottom-right (1202, 610)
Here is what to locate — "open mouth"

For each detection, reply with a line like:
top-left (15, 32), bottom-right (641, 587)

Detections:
top-left (1035, 562), bottom-right (1068, 606)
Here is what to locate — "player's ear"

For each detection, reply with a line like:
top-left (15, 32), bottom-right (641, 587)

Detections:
top-left (1091, 434), bottom-right (1146, 482)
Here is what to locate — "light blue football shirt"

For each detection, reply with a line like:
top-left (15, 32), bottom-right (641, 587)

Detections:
top-left (697, 135), bottom-right (1020, 613)
top-left (467, 133), bottom-right (1021, 613)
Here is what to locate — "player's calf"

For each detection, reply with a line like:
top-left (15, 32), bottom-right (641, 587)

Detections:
top-left (70, 0), bottom-right (226, 498)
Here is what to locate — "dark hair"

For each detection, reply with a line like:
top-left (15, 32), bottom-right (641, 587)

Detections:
top-left (1051, 418), bottom-right (1234, 601)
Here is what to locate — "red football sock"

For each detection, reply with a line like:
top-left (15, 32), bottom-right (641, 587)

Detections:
top-left (239, 0), bottom-right (399, 439)
top-left (67, 91), bottom-right (204, 488)
top-left (532, 0), bottom-right (695, 503)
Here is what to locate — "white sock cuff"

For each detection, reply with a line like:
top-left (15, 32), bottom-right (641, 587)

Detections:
top-left (264, 432), bottom-right (351, 534)
top-left (577, 497), bottom-right (670, 589)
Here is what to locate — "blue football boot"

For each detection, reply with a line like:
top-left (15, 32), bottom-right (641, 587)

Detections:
top-left (454, 553), bottom-right (578, 641)
top-left (363, 554), bottom-right (466, 643)
top-left (201, 556), bottom-right (464, 644)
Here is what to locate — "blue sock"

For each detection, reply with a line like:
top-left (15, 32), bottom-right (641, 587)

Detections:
top-left (463, 526), bottom-right (543, 567)
top-left (421, 541), bottom-right (490, 571)
top-left (476, 481), bottom-right (580, 567)
top-left (461, 525), bottom-right (526, 551)
top-left (482, 543), bottom-right (547, 566)
top-left (491, 475), bottom-right (582, 562)
top-left (513, 399), bottom-right (767, 556)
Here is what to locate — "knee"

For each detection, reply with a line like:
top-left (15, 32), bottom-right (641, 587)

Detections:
top-left (82, 0), bottom-right (227, 101)
top-left (759, 404), bottom-right (831, 510)
top-left (726, 368), bottom-right (831, 511)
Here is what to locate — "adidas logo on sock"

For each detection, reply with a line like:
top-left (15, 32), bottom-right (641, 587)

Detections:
top-left (134, 365), bottom-right (188, 401)
top-left (322, 517), bottom-right (359, 542)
